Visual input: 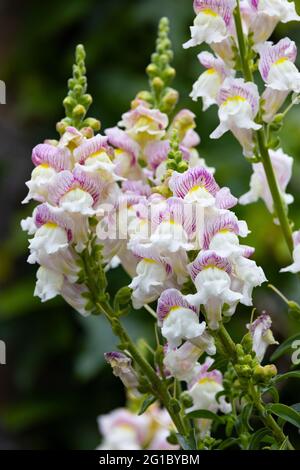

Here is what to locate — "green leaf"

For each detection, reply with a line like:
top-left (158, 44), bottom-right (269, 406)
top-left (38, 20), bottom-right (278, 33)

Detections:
top-left (240, 403), bottom-right (253, 431)
top-left (176, 433), bottom-right (196, 451)
top-left (267, 403), bottom-right (300, 429)
top-left (218, 437), bottom-right (239, 450)
top-left (270, 333), bottom-right (300, 361)
top-left (279, 436), bottom-right (289, 450)
top-left (273, 371), bottom-right (300, 383)
top-left (186, 409), bottom-right (223, 423)
top-left (138, 395), bottom-right (156, 416)
top-left (263, 385), bottom-right (280, 403)
top-left (248, 428), bottom-right (271, 450)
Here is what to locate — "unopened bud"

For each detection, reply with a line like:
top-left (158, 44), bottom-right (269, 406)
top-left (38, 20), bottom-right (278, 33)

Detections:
top-left (72, 104), bottom-right (86, 118)
top-left (152, 77), bottom-right (164, 91)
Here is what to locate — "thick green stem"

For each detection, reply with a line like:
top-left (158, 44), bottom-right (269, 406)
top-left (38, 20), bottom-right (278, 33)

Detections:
top-left (234, 0), bottom-right (294, 257)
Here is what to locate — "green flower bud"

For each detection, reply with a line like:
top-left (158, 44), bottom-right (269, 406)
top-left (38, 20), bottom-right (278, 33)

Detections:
top-left (180, 391), bottom-right (193, 408)
top-left (72, 104), bottom-right (86, 118)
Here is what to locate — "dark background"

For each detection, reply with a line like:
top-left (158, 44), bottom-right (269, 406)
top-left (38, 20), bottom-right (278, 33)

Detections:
top-left (0, 0), bottom-right (300, 449)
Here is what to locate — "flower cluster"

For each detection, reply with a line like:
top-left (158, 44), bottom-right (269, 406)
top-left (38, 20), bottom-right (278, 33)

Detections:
top-left (21, 16), bottom-right (292, 450)
top-left (184, 0), bottom-right (300, 271)
top-left (97, 404), bottom-right (178, 450)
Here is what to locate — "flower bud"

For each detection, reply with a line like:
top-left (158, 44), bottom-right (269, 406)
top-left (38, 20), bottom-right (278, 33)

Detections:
top-left (180, 391), bottom-right (193, 408)
top-left (253, 364), bottom-right (277, 382)
top-left (72, 104), bottom-right (86, 119)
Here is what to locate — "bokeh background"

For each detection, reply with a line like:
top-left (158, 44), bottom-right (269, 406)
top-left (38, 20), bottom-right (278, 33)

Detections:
top-left (0, 0), bottom-right (300, 450)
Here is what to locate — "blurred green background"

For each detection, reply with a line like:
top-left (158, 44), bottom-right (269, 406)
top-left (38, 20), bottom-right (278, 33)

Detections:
top-left (0, 0), bottom-right (300, 449)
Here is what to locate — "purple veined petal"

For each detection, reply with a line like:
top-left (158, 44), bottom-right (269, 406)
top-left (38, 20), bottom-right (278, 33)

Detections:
top-left (48, 168), bottom-right (104, 206)
top-left (169, 167), bottom-right (220, 199)
top-left (34, 203), bottom-right (74, 242)
top-left (189, 357), bottom-right (223, 388)
top-left (154, 197), bottom-right (197, 238)
top-left (105, 127), bottom-right (140, 164)
top-left (157, 288), bottom-right (197, 323)
top-left (48, 170), bottom-right (75, 205)
top-left (122, 180), bottom-right (152, 197)
top-left (188, 250), bottom-right (232, 281)
top-left (73, 134), bottom-right (111, 164)
top-left (193, 0), bottom-right (236, 26)
top-left (32, 143), bottom-right (72, 171)
top-left (72, 166), bottom-right (105, 205)
top-left (144, 140), bottom-right (170, 170)
top-left (116, 193), bottom-right (148, 211)
top-left (198, 51), bottom-right (232, 79)
top-left (258, 37), bottom-right (298, 82)
top-left (203, 212), bottom-right (240, 249)
top-left (218, 77), bottom-right (260, 116)
top-left (130, 244), bottom-right (173, 274)
top-left (247, 312), bottom-right (272, 335)
top-left (215, 187), bottom-right (238, 209)
top-left (120, 104), bottom-right (169, 131)
top-left (243, 246), bottom-right (255, 258)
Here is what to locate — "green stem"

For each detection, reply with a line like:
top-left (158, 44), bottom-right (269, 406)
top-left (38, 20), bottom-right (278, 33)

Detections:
top-left (217, 325), bottom-right (294, 450)
top-left (249, 383), bottom-right (294, 450)
top-left (256, 130), bottom-right (293, 254)
top-left (100, 303), bottom-right (188, 438)
top-left (233, 0), bottom-right (252, 82)
top-left (234, 1), bottom-right (294, 256)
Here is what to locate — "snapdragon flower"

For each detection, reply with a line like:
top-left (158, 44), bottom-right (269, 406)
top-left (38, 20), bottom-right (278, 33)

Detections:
top-left (157, 288), bottom-right (208, 349)
top-left (240, 148), bottom-right (294, 213)
top-left (190, 51), bottom-right (234, 110)
top-left (247, 313), bottom-right (278, 362)
top-left (97, 405), bottom-right (178, 450)
top-left (186, 358), bottom-right (232, 414)
top-left (210, 78), bottom-right (261, 156)
top-left (104, 352), bottom-right (139, 390)
top-left (183, 0), bottom-right (236, 49)
top-left (259, 38), bottom-right (300, 122)
top-left (188, 251), bottom-right (243, 329)
top-left (241, 0), bottom-right (300, 45)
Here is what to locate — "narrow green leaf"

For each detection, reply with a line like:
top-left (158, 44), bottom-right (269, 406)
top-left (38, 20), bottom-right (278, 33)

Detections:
top-left (186, 409), bottom-right (223, 423)
top-left (248, 428), bottom-right (271, 450)
top-left (267, 403), bottom-right (300, 429)
top-left (240, 403), bottom-right (253, 431)
top-left (273, 371), bottom-right (300, 383)
top-left (263, 385), bottom-right (280, 403)
top-left (218, 437), bottom-right (239, 450)
top-left (138, 395), bottom-right (156, 416)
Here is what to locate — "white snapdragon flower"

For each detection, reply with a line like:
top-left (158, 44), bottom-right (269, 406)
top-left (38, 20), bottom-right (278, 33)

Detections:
top-left (247, 313), bottom-right (278, 362)
top-left (240, 148), bottom-right (294, 213)
top-left (259, 38), bottom-right (300, 122)
top-left (210, 78), bottom-right (261, 157)
top-left (186, 358), bottom-right (232, 414)
top-left (241, 0), bottom-right (300, 45)
top-left (190, 51), bottom-right (234, 110)
top-left (157, 289), bottom-right (209, 349)
top-left (183, 0), bottom-right (236, 49)
top-left (187, 251), bottom-right (242, 330)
